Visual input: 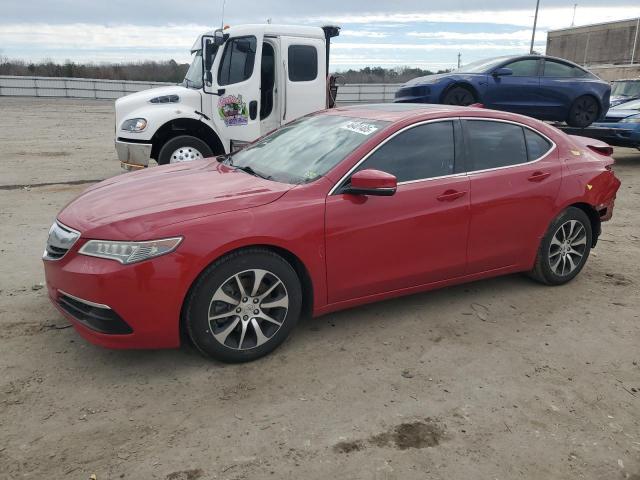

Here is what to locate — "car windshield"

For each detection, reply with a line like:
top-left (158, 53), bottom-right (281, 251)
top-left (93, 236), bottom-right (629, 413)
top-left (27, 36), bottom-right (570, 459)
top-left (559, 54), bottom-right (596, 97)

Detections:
top-left (183, 50), bottom-right (204, 89)
top-left (611, 80), bottom-right (640, 97)
top-left (454, 56), bottom-right (511, 73)
top-left (225, 115), bottom-right (390, 184)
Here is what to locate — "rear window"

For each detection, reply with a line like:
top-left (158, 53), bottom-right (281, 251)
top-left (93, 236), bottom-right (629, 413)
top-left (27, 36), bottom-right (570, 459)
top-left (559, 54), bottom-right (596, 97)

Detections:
top-left (525, 129), bottom-right (553, 160)
top-left (543, 60), bottom-right (587, 78)
top-left (464, 120), bottom-right (528, 171)
top-left (288, 45), bottom-right (318, 82)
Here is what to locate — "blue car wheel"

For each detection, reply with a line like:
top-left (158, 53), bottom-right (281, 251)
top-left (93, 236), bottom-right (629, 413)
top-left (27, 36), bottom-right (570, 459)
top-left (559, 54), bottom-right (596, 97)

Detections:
top-left (567, 95), bottom-right (600, 128)
top-left (442, 86), bottom-right (477, 106)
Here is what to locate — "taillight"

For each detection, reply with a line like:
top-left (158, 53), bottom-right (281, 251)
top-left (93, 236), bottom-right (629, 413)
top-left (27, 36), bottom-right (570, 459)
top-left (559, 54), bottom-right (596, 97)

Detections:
top-left (588, 145), bottom-right (614, 156)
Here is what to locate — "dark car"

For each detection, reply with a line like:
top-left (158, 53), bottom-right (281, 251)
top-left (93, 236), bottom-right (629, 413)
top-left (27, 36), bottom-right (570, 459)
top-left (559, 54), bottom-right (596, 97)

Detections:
top-left (394, 55), bottom-right (610, 128)
top-left (610, 79), bottom-right (640, 107)
top-left (589, 98), bottom-right (640, 148)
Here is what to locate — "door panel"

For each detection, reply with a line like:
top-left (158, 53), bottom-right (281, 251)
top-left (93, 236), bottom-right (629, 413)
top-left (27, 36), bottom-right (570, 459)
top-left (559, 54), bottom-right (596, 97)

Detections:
top-left (260, 39), bottom-right (280, 135)
top-left (538, 59), bottom-right (590, 121)
top-left (325, 177), bottom-right (470, 303)
top-left (483, 59), bottom-right (542, 116)
top-left (463, 120), bottom-right (562, 272)
top-left (209, 34), bottom-right (263, 144)
top-left (280, 36), bottom-right (326, 123)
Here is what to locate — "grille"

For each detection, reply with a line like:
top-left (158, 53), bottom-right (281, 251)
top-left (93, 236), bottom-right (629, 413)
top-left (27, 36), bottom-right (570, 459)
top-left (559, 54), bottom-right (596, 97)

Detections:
top-left (43, 222), bottom-right (80, 260)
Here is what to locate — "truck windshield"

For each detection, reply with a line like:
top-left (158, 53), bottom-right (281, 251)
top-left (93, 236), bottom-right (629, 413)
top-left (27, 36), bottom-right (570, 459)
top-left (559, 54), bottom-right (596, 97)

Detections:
top-left (183, 50), bottom-right (204, 89)
top-left (611, 81), bottom-right (640, 98)
top-left (225, 115), bottom-right (390, 185)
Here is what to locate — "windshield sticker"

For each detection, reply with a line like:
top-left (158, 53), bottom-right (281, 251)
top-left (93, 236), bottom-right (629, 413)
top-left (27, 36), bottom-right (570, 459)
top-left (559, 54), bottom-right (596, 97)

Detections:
top-left (340, 121), bottom-right (379, 136)
top-left (218, 94), bottom-right (248, 126)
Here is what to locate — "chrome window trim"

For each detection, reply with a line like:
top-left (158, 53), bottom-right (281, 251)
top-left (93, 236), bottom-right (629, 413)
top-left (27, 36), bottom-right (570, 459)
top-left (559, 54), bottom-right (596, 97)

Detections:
top-left (328, 116), bottom-right (557, 195)
top-left (328, 118), bottom-right (458, 195)
top-left (58, 290), bottom-right (112, 310)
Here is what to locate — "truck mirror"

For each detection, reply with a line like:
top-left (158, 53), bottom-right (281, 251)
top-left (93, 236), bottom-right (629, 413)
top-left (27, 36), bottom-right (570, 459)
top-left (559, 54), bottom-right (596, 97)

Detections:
top-left (203, 39), bottom-right (215, 72)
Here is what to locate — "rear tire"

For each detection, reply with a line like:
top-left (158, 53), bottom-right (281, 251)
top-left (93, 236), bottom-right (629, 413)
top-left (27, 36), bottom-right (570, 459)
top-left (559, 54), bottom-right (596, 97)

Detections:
top-left (184, 249), bottom-right (303, 363)
top-left (528, 207), bottom-right (592, 285)
top-left (566, 96), bottom-right (600, 128)
top-left (442, 86), bottom-right (477, 106)
top-left (157, 135), bottom-right (213, 165)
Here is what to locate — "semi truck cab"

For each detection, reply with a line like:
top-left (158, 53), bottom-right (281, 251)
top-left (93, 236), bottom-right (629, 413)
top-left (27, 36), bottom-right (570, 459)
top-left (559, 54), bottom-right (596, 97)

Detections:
top-left (115, 24), bottom-right (340, 169)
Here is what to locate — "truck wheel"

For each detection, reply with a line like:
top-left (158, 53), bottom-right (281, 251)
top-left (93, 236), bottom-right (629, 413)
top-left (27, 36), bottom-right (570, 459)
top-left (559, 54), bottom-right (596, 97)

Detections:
top-left (157, 135), bottom-right (213, 165)
top-left (566, 96), bottom-right (599, 128)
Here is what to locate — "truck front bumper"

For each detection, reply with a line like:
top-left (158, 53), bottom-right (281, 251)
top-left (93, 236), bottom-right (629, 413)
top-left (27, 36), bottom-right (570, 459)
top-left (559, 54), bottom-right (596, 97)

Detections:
top-left (115, 139), bottom-right (152, 170)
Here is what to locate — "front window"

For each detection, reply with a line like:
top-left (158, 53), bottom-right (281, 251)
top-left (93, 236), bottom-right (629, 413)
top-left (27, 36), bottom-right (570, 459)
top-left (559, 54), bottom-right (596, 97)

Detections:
top-left (183, 50), bottom-right (204, 89)
top-left (225, 115), bottom-right (390, 184)
top-left (612, 81), bottom-right (640, 98)
top-left (218, 36), bottom-right (257, 86)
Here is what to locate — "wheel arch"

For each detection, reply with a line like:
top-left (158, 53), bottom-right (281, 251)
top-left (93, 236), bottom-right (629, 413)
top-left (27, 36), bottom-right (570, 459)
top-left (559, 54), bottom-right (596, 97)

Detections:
top-left (440, 81), bottom-right (480, 104)
top-left (567, 202), bottom-right (601, 247)
top-left (150, 118), bottom-right (225, 160)
top-left (179, 244), bottom-right (315, 344)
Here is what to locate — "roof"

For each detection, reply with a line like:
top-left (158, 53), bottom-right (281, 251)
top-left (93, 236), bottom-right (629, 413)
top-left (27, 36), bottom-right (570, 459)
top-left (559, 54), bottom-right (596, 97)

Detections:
top-left (192, 24), bottom-right (329, 52)
top-left (322, 103), bottom-right (482, 122)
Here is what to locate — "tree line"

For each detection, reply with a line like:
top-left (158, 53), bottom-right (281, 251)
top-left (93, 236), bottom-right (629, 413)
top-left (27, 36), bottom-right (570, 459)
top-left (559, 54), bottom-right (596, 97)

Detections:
top-left (0, 57), bottom-right (450, 84)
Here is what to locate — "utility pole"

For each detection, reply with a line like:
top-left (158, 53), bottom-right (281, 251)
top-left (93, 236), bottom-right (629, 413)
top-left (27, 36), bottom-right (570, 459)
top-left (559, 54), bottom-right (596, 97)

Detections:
top-left (571, 3), bottom-right (577, 27)
top-left (530, 0), bottom-right (540, 54)
top-left (457, 52), bottom-right (461, 69)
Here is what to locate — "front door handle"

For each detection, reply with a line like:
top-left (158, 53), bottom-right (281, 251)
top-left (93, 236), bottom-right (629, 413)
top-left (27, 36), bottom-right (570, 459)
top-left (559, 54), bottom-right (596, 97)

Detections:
top-left (437, 189), bottom-right (467, 202)
top-left (528, 171), bottom-right (551, 182)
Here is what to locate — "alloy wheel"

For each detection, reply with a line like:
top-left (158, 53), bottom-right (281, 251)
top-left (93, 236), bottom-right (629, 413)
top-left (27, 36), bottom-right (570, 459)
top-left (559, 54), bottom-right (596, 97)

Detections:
top-left (207, 269), bottom-right (289, 350)
top-left (548, 220), bottom-right (588, 276)
top-left (572, 97), bottom-right (598, 125)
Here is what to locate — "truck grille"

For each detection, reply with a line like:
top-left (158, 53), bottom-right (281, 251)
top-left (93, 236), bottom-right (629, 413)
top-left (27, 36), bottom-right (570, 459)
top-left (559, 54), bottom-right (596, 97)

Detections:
top-left (43, 221), bottom-right (80, 260)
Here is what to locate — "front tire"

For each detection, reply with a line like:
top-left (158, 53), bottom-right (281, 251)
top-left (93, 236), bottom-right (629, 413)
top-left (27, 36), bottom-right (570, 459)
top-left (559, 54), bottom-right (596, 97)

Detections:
top-left (566, 96), bottom-right (600, 128)
top-left (442, 86), bottom-right (477, 106)
top-left (157, 135), bottom-right (213, 165)
top-left (184, 249), bottom-right (303, 363)
top-left (529, 207), bottom-right (593, 285)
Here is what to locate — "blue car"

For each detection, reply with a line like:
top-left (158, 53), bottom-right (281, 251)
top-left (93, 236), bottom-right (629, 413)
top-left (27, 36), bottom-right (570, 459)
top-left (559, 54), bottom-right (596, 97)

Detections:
top-left (394, 55), bottom-right (611, 128)
top-left (589, 98), bottom-right (640, 148)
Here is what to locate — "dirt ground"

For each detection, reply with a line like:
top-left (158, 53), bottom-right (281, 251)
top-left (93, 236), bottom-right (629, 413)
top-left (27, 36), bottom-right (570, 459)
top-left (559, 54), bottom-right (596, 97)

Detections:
top-left (0, 97), bottom-right (639, 480)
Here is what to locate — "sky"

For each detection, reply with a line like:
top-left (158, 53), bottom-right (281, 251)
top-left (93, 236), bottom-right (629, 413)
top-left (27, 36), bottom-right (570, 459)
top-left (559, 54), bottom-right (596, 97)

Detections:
top-left (1, 0), bottom-right (640, 71)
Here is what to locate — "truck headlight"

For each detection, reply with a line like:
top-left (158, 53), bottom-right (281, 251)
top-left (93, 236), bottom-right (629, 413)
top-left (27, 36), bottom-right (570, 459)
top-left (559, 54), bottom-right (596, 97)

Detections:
top-left (620, 114), bottom-right (640, 124)
top-left (121, 118), bottom-right (148, 132)
top-left (78, 237), bottom-right (182, 264)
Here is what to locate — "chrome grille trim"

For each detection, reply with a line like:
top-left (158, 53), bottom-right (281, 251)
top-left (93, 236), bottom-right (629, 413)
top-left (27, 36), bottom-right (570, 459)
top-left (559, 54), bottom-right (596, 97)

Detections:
top-left (43, 221), bottom-right (80, 261)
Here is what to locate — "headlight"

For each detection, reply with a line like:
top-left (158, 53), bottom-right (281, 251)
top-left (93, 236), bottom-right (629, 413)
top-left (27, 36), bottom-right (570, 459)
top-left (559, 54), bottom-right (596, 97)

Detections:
top-left (620, 115), bottom-right (640, 124)
top-left (78, 237), bottom-right (182, 264)
top-left (121, 118), bottom-right (147, 132)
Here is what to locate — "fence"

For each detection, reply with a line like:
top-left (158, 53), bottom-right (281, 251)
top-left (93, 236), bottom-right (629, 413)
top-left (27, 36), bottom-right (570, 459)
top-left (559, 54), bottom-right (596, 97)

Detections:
top-left (0, 75), bottom-right (401, 103)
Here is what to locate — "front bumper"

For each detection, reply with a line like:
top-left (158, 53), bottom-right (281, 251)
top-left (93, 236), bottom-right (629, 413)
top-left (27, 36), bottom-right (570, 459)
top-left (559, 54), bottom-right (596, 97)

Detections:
top-left (115, 139), bottom-right (152, 170)
top-left (43, 244), bottom-right (186, 349)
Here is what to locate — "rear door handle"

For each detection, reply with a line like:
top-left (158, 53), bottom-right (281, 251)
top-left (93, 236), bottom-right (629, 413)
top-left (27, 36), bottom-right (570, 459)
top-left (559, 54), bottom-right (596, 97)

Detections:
top-left (528, 171), bottom-right (551, 182)
top-left (437, 189), bottom-right (467, 202)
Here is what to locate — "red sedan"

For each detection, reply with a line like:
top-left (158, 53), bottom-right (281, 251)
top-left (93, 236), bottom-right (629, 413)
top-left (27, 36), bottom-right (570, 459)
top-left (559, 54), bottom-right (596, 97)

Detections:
top-left (43, 104), bottom-right (621, 362)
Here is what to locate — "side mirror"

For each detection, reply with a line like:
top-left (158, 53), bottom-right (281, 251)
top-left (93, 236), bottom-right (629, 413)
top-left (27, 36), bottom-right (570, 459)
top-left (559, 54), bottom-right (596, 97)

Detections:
top-left (492, 67), bottom-right (513, 77)
top-left (202, 33), bottom-right (225, 94)
top-left (344, 169), bottom-right (397, 196)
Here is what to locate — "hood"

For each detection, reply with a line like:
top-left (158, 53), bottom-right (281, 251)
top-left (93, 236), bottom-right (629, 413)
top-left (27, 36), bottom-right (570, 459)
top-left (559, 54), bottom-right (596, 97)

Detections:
top-left (610, 95), bottom-right (640, 107)
top-left (404, 73), bottom-right (451, 86)
top-left (58, 160), bottom-right (293, 240)
top-left (114, 85), bottom-right (201, 131)
top-left (603, 109), bottom-right (639, 121)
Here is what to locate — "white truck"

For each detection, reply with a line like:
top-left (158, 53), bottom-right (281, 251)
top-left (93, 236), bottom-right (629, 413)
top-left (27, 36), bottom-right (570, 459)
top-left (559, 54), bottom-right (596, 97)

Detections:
top-left (115, 24), bottom-right (340, 169)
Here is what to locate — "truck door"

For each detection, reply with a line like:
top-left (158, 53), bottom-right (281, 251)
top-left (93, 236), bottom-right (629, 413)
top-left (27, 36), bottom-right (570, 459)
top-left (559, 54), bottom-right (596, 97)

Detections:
top-left (280, 36), bottom-right (326, 123)
top-left (210, 34), bottom-right (263, 148)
